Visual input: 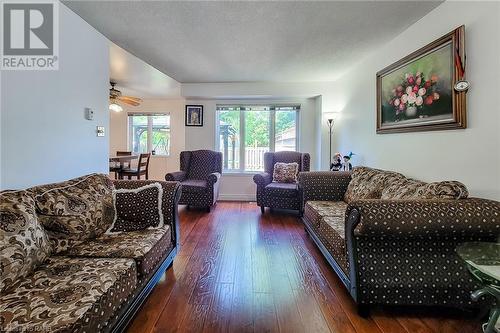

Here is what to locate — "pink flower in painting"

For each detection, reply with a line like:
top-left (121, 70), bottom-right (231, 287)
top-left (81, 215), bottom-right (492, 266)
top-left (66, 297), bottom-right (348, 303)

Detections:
top-left (416, 96), bottom-right (423, 106)
top-left (388, 72), bottom-right (440, 116)
top-left (408, 92), bottom-right (417, 104)
top-left (401, 94), bottom-right (408, 104)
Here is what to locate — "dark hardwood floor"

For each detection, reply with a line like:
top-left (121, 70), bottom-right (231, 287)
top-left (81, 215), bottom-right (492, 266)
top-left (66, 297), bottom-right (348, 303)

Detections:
top-left (127, 202), bottom-right (482, 333)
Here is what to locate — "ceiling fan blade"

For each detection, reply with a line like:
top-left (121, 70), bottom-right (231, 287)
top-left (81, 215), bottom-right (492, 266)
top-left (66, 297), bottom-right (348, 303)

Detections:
top-left (119, 96), bottom-right (142, 103)
top-left (118, 97), bottom-right (141, 106)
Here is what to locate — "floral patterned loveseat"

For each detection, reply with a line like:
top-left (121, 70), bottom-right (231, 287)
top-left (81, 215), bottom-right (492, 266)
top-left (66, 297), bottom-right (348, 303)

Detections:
top-left (0, 174), bottom-right (181, 332)
top-left (298, 166), bottom-right (500, 314)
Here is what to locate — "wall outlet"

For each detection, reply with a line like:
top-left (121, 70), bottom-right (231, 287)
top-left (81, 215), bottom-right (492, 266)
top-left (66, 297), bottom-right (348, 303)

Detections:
top-left (96, 126), bottom-right (105, 137)
top-left (85, 108), bottom-right (94, 120)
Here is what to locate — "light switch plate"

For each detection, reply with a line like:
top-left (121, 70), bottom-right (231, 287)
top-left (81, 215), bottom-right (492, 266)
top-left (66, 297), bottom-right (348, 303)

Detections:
top-left (85, 108), bottom-right (94, 120)
top-left (96, 126), bottom-right (105, 137)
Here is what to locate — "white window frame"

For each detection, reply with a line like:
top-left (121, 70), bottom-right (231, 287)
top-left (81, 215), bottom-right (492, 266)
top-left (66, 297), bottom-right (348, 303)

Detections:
top-left (127, 113), bottom-right (171, 157)
top-left (216, 105), bottom-right (300, 173)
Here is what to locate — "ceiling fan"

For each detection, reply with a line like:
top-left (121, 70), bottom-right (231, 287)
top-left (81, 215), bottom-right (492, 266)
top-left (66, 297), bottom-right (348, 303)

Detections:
top-left (109, 81), bottom-right (142, 112)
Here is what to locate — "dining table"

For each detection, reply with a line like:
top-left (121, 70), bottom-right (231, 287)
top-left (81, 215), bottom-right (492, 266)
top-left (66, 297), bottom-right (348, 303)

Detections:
top-left (109, 154), bottom-right (138, 178)
top-left (109, 154), bottom-right (138, 164)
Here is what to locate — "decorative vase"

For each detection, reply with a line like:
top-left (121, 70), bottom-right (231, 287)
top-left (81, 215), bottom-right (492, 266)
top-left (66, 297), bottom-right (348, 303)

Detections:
top-left (405, 106), bottom-right (417, 117)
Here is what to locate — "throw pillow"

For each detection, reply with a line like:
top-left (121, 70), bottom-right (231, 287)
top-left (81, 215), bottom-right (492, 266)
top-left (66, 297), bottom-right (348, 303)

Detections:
top-left (0, 190), bottom-right (51, 292)
top-left (273, 162), bottom-right (299, 183)
top-left (106, 183), bottom-right (164, 234)
top-left (31, 174), bottom-right (114, 253)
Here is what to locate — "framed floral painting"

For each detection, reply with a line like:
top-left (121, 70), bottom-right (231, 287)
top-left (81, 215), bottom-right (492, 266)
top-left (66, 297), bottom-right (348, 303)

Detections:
top-left (376, 26), bottom-right (467, 133)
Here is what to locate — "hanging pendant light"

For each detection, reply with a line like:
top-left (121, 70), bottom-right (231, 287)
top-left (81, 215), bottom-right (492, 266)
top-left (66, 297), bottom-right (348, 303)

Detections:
top-left (109, 102), bottom-right (123, 112)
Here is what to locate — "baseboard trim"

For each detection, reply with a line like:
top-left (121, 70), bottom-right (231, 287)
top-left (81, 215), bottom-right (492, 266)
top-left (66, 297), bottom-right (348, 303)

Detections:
top-left (218, 194), bottom-right (256, 202)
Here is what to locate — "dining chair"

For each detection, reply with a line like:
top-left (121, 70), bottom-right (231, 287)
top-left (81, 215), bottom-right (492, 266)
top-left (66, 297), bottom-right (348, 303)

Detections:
top-left (110, 151), bottom-right (132, 179)
top-left (118, 153), bottom-right (151, 180)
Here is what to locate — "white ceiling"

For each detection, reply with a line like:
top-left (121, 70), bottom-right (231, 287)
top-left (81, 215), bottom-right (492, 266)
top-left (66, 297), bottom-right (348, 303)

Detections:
top-left (109, 43), bottom-right (181, 98)
top-left (64, 1), bottom-right (442, 83)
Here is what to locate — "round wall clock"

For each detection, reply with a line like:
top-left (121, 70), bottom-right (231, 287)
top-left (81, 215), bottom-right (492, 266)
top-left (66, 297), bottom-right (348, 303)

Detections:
top-left (454, 80), bottom-right (470, 92)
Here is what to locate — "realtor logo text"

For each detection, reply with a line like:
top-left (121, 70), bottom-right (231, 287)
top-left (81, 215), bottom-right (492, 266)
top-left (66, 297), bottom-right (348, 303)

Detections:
top-left (1, 1), bottom-right (59, 70)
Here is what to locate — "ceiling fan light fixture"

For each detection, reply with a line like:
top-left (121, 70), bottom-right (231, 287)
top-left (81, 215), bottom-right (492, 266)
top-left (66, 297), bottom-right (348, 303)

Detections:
top-left (109, 102), bottom-right (123, 112)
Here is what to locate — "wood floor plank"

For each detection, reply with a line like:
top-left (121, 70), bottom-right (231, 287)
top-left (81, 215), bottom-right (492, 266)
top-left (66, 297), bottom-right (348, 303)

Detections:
top-left (202, 283), bottom-right (234, 333)
top-left (228, 204), bottom-right (254, 333)
top-left (281, 213), bottom-right (382, 333)
top-left (397, 316), bottom-right (436, 333)
top-left (370, 308), bottom-right (409, 333)
top-left (127, 202), bottom-right (483, 333)
top-left (126, 254), bottom-right (190, 333)
top-left (262, 214), bottom-right (307, 333)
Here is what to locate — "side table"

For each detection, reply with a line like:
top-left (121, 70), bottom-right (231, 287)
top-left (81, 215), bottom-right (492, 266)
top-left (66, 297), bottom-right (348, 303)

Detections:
top-left (456, 242), bottom-right (499, 333)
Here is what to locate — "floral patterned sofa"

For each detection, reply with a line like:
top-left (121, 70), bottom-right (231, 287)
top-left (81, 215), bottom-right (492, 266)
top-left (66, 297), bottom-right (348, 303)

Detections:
top-left (298, 166), bottom-right (500, 314)
top-left (0, 174), bottom-right (181, 333)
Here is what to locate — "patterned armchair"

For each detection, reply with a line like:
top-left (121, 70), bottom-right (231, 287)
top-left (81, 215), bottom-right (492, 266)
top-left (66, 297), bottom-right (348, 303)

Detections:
top-left (165, 150), bottom-right (222, 212)
top-left (253, 151), bottom-right (310, 214)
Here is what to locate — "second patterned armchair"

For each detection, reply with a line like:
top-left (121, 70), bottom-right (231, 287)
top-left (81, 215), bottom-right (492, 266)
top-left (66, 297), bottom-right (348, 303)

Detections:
top-left (253, 151), bottom-right (310, 214)
top-left (165, 150), bottom-right (222, 212)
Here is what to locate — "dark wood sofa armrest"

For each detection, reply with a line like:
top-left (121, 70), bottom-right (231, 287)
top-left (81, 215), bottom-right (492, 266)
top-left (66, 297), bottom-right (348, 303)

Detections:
top-left (346, 198), bottom-right (500, 239)
top-left (298, 171), bottom-right (351, 202)
top-left (165, 171), bottom-right (187, 182)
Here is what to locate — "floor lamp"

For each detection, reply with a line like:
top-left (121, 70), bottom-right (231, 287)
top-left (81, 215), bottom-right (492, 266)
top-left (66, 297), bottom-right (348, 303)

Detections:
top-left (327, 118), bottom-right (334, 170)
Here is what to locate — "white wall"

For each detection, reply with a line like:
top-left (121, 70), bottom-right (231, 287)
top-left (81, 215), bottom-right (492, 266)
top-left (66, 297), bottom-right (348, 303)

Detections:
top-left (0, 4), bottom-right (109, 189)
top-left (184, 97), bottom-right (318, 201)
top-left (109, 98), bottom-right (186, 181)
top-left (329, 1), bottom-right (500, 200)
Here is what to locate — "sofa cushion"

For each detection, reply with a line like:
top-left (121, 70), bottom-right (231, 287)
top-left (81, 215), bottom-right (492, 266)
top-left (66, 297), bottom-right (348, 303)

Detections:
top-left (181, 179), bottom-right (207, 192)
top-left (305, 201), bottom-right (348, 222)
top-left (0, 190), bottom-right (52, 293)
top-left (64, 226), bottom-right (172, 279)
top-left (272, 162), bottom-right (299, 183)
top-left (0, 256), bottom-right (136, 333)
top-left (318, 215), bottom-right (349, 274)
top-left (30, 174), bottom-right (114, 253)
top-left (107, 183), bottom-right (164, 233)
top-left (344, 166), bottom-right (404, 203)
top-left (345, 166), bottom-right (469, 202)
top-left (303, 201), bottom-right (349, 273)
top-left (265, 182), bottom-right (298, 198)
top-left (381, 179), bottom-right (469, 200)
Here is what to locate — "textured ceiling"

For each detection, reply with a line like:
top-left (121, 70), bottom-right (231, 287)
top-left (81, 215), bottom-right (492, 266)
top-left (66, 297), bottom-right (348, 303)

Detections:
top-left (64, 1), bottom-right (442, 83)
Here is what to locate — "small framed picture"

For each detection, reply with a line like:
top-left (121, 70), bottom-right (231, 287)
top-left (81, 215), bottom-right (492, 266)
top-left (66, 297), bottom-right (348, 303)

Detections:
top-left (185, 105), bottom-right (203, 127)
